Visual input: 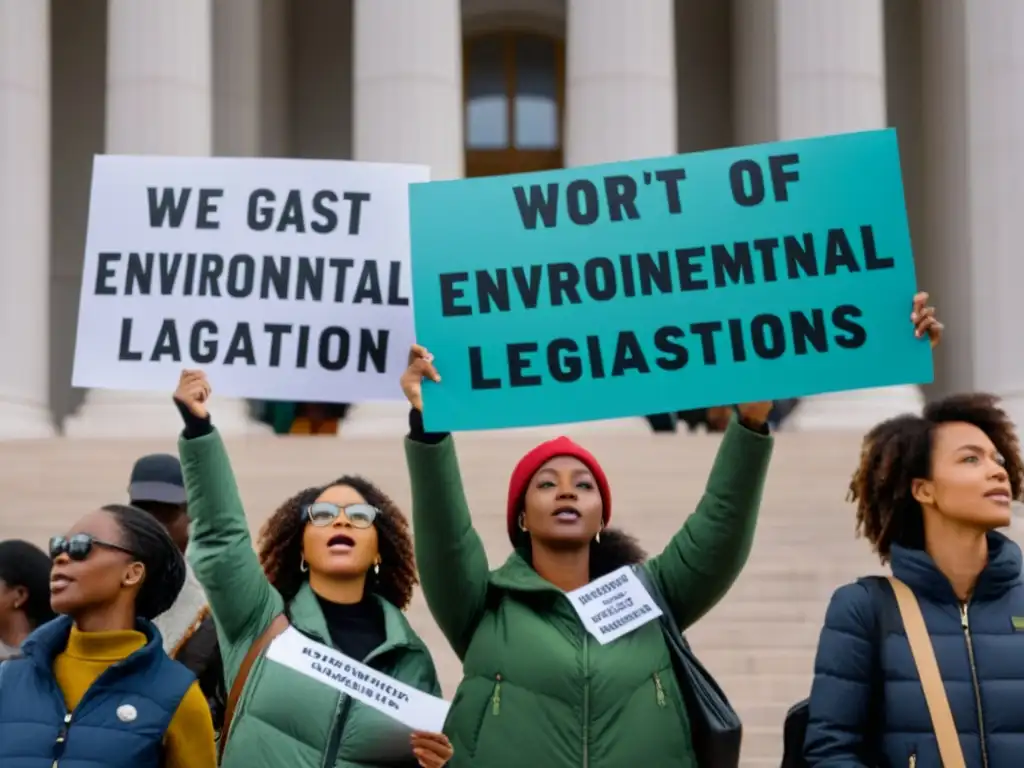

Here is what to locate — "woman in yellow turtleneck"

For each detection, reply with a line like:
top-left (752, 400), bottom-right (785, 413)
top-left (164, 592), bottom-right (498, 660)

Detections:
top-left (0, 503), bottom-right (216, 768)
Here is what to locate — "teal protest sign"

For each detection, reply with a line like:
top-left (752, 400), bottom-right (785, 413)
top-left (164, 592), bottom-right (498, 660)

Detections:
top-left (409, 129), bottom-right (932, 432)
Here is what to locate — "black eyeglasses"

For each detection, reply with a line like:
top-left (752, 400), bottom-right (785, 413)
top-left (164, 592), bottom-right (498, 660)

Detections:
top-left (49, 534), bottom-right (137, 562)
top-left (303, 502), bottom-right (379, 529)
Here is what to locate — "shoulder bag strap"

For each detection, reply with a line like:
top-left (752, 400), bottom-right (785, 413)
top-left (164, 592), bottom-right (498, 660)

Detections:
top-left (218, 614), bottom-right (290, 759)
top-left (887, 577), bottom-right (966, 768)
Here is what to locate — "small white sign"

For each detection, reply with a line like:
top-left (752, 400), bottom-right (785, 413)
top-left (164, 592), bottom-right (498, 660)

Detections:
top-left (565, 565), bottom-right (663, 645)
top-left (72, 154), bottom-right (429, 403)
top-left (265, 627), bottom-right (450, 740)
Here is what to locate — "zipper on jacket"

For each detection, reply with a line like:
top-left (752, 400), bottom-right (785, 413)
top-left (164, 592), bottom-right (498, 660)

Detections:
top-left (582, 634), bottom-right (590, 768)
top-left (320, 694), bottom-right (353, 768)
top-left (653, 672), bottom-right (667, 708)
top-left (51, 712), bottom-right (72, 767)
top-left (960, 602), bottom-right (989, 768)
top-left (491, 674), bottom-right (502, 716)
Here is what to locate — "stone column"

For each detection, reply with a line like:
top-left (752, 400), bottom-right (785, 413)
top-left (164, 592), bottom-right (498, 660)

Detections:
top-left (958, 3), bottom-right (1024, 433)
top-left (565, 0), bottom-right (677, 166)
top-left (212, 0), bottom-right (288, 158)
top-left (557, 0), bottom-right (675, 434)
top-left (343, 0), bottom-right (463, 436)
top-left (769, 0), bottom-right (925, 429)
top-left (65, 0), bottom-right (258, 436)
top-left (0, 1), bottom-right (55, 438)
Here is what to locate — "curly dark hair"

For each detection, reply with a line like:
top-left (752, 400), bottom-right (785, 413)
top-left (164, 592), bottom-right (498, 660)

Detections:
top-left (512, 525), bottom-right (648, 578)
top-left (849, 393), bottom-right (1024, 564)
top-left (257, 476), bottom-right (418, 610)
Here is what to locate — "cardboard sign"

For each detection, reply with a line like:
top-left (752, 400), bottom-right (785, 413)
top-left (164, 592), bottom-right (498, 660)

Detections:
top-left (408, 129), bottom-right (933, 431)
top-left (565, 566), bottom-right (664, 645)
top-left (72, 155), bottom-right (428, 403)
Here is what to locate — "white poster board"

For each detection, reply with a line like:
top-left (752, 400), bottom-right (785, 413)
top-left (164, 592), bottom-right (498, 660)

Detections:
top-left (565, 566), bottom-right (663, 644)
top-left (72, 155), bottom-right (429, 403)
top-left (266, 626), bottom-right (450, 762)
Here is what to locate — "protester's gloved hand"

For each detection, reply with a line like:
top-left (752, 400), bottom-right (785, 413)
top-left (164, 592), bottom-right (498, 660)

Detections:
top-left (400, 344), bottom-right (441, 412)
top-left (912, 290), bottom-right (943, 347)
top-left (410, 730), bottom-right (453, 767)
top-left (174, 369), bottom-right (212, 419)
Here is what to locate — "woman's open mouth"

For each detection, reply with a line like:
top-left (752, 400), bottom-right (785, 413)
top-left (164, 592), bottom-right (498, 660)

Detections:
top-left (327, 533), bottom-right (356, 552)
top-left (553, 507), bottom-right (581, 521)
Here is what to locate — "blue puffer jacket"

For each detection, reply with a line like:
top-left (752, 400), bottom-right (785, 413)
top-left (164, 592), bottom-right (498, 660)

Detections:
top-left (804, 531), bottom-right (1024, 767)
top-left (0, 615), bottom-right (196, 768)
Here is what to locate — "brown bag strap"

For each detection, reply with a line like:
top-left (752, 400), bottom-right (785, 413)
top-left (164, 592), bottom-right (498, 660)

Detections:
top-left (888, 577), bottom-right (966, 768)
top-left (218, 614), bottom-right (290, 759)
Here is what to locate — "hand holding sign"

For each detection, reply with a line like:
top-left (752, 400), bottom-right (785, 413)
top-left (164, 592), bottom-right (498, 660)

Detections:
top-left (400, 345), bottom-right (441, 412)
top-left (735, 401), bottom-right (773, 429)
top-left (411, 730), bottom-right (454, 767)
top-left (174, 369), bottom-right (212, 419)
top-left (911, 291), bottom-right (943, 347)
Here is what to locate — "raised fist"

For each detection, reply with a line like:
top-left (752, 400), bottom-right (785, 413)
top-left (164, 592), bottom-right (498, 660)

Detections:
top-left (173, 369), bottom-right (211, 419)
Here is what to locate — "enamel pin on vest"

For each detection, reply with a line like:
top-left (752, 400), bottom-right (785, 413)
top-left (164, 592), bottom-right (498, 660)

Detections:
top-left (116, 704), bottom-right (138, 723)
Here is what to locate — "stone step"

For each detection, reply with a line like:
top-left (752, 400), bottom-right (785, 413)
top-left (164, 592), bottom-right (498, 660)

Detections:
top-left (0, 428), bottom-right (922, 765)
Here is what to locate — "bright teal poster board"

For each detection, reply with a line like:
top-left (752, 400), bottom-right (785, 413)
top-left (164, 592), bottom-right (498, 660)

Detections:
top-left (409, 129), bottom-right (932, 432)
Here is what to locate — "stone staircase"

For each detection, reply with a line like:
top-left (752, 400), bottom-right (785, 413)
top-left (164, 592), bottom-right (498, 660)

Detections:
top-left (2, 427), bottom-right (1018, 765)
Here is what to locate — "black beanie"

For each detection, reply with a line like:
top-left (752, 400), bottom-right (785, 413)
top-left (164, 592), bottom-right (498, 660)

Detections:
top-left (0, 540), bottom-right (56, 628)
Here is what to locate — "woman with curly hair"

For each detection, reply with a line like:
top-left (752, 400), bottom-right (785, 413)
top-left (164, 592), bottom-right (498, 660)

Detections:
top-left (0, 504), bottom-right (216, 768)
top-left (173, 369), bottom-right (453, 768)
top-left (805, 392), bottom-right (1024, 768)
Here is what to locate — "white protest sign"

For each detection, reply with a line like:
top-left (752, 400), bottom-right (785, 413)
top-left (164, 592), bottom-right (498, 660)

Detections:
top-left (565, 565), bottom-right (663, 644)
top-left (265, 626), bottom-right (450, 748)
top-left (72, 155), bottom-right (429, 402)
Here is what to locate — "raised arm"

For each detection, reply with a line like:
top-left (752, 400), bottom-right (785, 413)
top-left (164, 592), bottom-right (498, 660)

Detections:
top-left (803, 582), bottom-right (877, 767)
top-left (174, 370), bottom-right (283, 650)
top-left (401, 346), bottom-right (490, 659)
top-left (645, 404), bottom-right (773, 630)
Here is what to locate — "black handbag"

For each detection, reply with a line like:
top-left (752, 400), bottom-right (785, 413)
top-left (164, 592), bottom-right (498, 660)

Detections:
top-left (632, 565), bottom-right (742, 768)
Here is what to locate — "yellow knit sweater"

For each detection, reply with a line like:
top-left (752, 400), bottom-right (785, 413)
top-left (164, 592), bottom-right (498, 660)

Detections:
top-left (52, 626), bottom-right (216, 768)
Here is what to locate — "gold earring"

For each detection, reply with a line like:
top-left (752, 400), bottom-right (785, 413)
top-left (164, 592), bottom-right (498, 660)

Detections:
top-left (300, 557), bottom-right (308, 573)
top-left (595, 530), bottom-right (601, 544)
top-left (374, 561), bottom-right (380, 575)
top-left (519, 514), bottom-right (528, 532)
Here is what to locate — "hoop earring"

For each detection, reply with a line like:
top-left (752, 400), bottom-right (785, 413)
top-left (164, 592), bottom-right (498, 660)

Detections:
top-left (518, 514), bottom-right (528, 532)
top-left (300, 557), bottom-right (308, 573)
top-left (595, 530), bottom-right (601, 544)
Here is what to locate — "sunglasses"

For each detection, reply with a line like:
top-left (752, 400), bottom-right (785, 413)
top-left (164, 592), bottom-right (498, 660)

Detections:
top-left (303, 502), bottom-right (379, 529)
top-left (49, 533), bottom-right (137, 562)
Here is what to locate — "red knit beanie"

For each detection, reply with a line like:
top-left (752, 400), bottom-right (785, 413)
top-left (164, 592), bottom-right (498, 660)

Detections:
top-left (506, 436), bottom-right (612, 543)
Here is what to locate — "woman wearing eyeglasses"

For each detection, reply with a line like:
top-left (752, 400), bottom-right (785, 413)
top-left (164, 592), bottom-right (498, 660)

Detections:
top-left (173, 369), bottom-right (453, 768)
top-left (0, 504), bottom-right (217, 768)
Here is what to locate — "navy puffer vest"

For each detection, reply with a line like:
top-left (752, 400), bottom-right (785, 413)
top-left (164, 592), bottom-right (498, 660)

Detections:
top-left (0, 615), bottom-right (195, 768)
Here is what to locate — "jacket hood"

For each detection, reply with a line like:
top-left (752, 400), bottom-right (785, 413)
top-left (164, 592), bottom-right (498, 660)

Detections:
top-left (287, 581), bottom-right (431, 661)
top-left (491, 539), bottom-right (646, 594)
top-left (152, 560), bottom-right (208, 655)
top-left (891, 530), bottom-right (1022, 604)
top-left (21, 615), bottom-right (166, 673)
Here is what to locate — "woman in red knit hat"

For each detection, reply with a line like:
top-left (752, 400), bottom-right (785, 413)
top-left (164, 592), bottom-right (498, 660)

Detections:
top-left (401, 294), bottom-right (942, 767)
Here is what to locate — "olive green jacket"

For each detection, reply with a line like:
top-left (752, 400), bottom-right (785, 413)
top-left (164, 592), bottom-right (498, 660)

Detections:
top-left (405, 417), bottom-right (772, 767)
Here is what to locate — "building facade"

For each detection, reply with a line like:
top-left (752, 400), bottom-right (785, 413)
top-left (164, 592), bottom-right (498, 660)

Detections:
top-left (1, 0), bottom-right (1021, 438)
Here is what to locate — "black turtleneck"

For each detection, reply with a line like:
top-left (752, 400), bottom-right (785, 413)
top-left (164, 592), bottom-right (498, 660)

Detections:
top-left (315, 593), bottom-right (386, 662)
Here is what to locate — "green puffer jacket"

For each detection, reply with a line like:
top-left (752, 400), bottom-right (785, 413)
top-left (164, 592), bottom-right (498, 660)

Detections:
top-left (181, 429), bottom-right (442, 768)
top-left (405, 416), bottom-right (772, 767)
